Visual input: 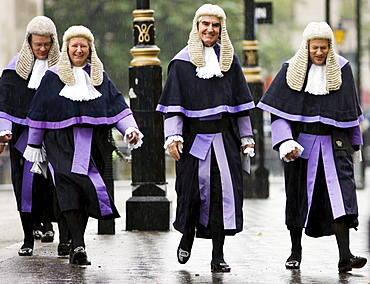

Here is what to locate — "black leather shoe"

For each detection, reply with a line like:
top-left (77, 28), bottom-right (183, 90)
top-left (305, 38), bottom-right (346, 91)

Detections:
top-left (177, 247), bottom-right (191, 264)
top-left (211, 260), bottom-right (231, 272)
top-left (177, 233), bottom-right (194, 264)
top-left (33, 230), bottom-right (42, 240)
top-left (285, 259), bottom-right (300, 269)
top-left (41, 231), bottom-right (54, 243)
top-left (58, 242), bottom-right (71, 256)
top-left (338, 256), bottom-right (367, 273)
top-left (69, 246), bottom-right (91, 265)
top-left (18, 247), bottom-right (33, 256)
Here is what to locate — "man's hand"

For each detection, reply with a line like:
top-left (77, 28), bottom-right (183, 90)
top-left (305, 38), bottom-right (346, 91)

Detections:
top-left (0, 133), bottom-right (12, 154)
top-left (285, 147), bottom-right (299, 161)
top-left (168, 140), bottom-right (183, 161)
top-left (127, 131), bottom-right (139, 145)
top-left (242, 144), bottom-right (254, 153)
top-left (0, 133), bottom-right (12, 144)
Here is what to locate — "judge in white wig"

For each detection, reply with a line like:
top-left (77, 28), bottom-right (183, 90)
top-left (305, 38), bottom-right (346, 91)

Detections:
top-left (24, 25), bottom-right (143, 265)
top-left (257, 22), bottom-right (366, 273)
top-left (157, 4), bottom-right (255, 272)
top-left (0, 15), bottom-right (73, 258)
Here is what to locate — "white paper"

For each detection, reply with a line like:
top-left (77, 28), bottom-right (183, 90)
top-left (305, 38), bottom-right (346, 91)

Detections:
top-left (242, 154), bottom-right (251, 174)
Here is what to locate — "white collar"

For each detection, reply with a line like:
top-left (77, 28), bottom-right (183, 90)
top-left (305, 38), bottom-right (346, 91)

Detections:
top-left (305, 64), bottom-right (329, 95)
top-left (196, 46), bottom-right (223, 79)
top-left (59, 66), bottom-right (102, 101)
top-left (28, 59), bottom-right (48, 89)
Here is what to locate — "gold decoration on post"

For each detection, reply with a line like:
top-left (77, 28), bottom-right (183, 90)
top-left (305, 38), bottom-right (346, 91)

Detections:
top-left (130, 46), bottom-right (161, 66)
top-left (130, 8), bottom-right (161, 67)
top-left (135, 23), bottom-right (153, 43)
top-left (242, 40), bottom-right (262, 83)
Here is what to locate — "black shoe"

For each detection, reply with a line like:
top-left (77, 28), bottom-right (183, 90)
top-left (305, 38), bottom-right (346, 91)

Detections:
top-left (177, 233), bottom-right (194, 264)
top-left (18, 247), bottom-right (33, 256)
top-left (33, 230), bottom-right (42, 240)
top-left (285, 259), bottom-right (300, 269)
top-left (69, 246), bottom-right (91, 265)
top-left (58, 242), bottom-right (71, 256)
top-left (177, 247), bottom-right (191, 264)
top-left (338, 256), bottom-right (367, 273)
top-left (211, 260), bottom-right (231, 272)
top-left (41, 231), bottom-right (54, 243)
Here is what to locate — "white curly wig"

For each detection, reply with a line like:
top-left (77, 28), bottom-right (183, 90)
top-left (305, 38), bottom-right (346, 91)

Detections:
top-left (188, 4), bottom-right (234, 72)
top-left (286, 22), bottom-right (341, 92)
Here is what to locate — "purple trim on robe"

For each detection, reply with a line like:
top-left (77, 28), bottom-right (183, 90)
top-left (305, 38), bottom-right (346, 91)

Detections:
top-left (190, 134), bottom-right (215, 160)
top-left (21, 161), bottom-right (34, 212)
top-left (156, 101), bottom-right (255, 118)
top-left (172, 46), bottom-right (191, 62)
top-left (14, 128), bottom-right (28, 153)
top-left (49, 65), bottom-right (58, 74)
top-left (0, 117), bottom-right (13, 132)
top-left (72, 127), bottom-right (92, 175)
top-left (28, 127), bottom-right (44, 145)
top-left (48, 163), bottom-right (55, 185)
top-left (347, 126), bottom-right (363, 145)
top-left (164, 116), bottom-right (183, 138)
top-left (304, 135), bottom-right (346, 226)
top-left (337, 55), bottom-right (349, 68)
top-left (114, 114), bottom-right (138, 135)
top-left (200, 114), bottom-right (222, 121)
top-left (258, 102), bottom-right (363, 128)
top-left (213, 133), bottom-right (236, 230)
top-left (237, 116), bottom-right (253, 137)
top-left (197, 133), bottom-right (236, 230)
top-left (0, 111), bottom-right (27, 125)
top-left (271, 118), bottom-right (293, 149)
top-left (70, 127), bottom-right (113, 216)
top-left (297, 133), bottom-right (316, 159)
top-left (4, 54), bottom-right (18, 70)
top-left (198, 147), bottom-right (211, 227)
top-left (14, 128), bottom-right (35, 213)
top-left (26, 108), bottom-right (133, 130)
top-left (88, 162), bottom-right (113, 216)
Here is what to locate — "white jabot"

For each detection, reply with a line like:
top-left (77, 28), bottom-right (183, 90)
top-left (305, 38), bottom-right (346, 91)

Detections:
top-left (196, 46), bottom-right (224, 79)
top-left (305, 64), bottom-right (329, 95)
top-left (59, 66), bottom-right (102, 101)
top-left (28, 59), bottom-right (49, 89)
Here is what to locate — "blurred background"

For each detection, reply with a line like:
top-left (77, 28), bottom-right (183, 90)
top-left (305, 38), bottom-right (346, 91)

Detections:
top-left (0, 0), bottom-right (369, 184)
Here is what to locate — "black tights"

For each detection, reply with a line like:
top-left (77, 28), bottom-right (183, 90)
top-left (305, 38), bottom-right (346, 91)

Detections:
top-left (288, 222), bottom-right (352, 261)
top-left (287, 226), bottom-right (302, 262)
top-left (64, 209), bottom-right (88, 249)
top-left (20, 212), bottom-right (34, 249)
top-left (210, 149), bottom-right (225, 263)
top-left (331, 222), bottom-right (353, 261)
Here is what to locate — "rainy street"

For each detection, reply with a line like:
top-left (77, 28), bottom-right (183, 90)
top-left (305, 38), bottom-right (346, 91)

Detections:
top-left (0, 177), bottom-right (369, 284)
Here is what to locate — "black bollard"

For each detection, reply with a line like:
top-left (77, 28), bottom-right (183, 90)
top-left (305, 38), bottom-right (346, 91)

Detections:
top-left (126, 1), bottom-right (171, 231)
top-left (242, 0), bottom-right (269, 198)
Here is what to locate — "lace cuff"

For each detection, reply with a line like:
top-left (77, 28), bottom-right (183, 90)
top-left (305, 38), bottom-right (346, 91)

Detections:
top-left (124, 127), bottom-right (144, 150)
top-left (279, 140), bottom-right (304, 162)
top-left (23, 145), bottom-right (47, 162)
top-left (164, 135), bottom-right (184, 150)
top-left (241, 136), bottom-right (255, 146)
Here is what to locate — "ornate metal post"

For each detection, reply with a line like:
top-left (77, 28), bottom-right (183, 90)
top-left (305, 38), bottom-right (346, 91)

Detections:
top-left (126, 0), bottom-right (171, 230)
top-left (242, 0), bottom-right (269, 198)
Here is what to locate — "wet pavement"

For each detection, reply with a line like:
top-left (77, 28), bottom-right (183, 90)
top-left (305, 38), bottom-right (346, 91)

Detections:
top-left (0, 176), bottom-right (369, 284)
